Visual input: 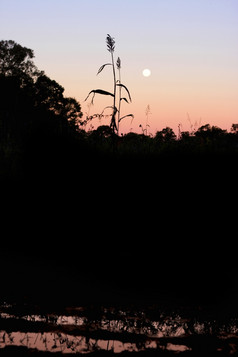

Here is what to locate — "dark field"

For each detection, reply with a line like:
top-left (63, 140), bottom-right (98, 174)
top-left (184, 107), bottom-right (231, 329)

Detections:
top-left (1, 151), bottom-right (238, 356)
top-left (1, 38), bottom-right (238, 356)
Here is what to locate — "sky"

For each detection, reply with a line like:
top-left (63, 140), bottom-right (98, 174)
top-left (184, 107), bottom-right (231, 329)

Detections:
top-left (1, 0), bottom-right (238, 135)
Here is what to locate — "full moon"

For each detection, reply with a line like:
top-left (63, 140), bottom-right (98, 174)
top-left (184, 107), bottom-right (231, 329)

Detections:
top-left (143, 69), bottom-right (151, 77)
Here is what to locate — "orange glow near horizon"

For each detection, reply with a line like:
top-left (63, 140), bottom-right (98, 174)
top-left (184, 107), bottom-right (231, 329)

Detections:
top-left (63, 71), bottom-right (238, 136)
top-left (2, 0), bottom-right (237, 136)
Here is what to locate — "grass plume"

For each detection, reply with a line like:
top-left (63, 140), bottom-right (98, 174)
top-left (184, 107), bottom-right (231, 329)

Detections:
top-left (85, 34), bottom-right (133, 135)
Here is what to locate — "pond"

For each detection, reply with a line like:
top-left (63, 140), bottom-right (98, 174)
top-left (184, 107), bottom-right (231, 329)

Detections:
top-left (0, 301), bottom-right (238, 355)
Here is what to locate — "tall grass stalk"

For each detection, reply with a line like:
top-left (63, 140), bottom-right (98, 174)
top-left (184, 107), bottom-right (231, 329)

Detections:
top-left (145, 105), bottom-right (151, 136)
top-left (107, 34), bottom-right (117, 133)
top-left (116, 57), bottom-right (122, 134)
top-left (85, 34), bottom-right (133, 135)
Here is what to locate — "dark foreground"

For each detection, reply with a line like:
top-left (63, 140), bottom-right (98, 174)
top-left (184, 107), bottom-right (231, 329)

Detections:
top-left (1, 150), bottom-right (238, 355)
top-left (1, 297), bottom-right (238, 356)
top-left (1, 243), bottom-right (238, 356)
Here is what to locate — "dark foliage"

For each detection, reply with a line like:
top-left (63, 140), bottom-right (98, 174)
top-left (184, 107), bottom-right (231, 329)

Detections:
top-left (1, 40), bottom-right (238, 310)
top-left (0, 40), bottom-right (84, 181)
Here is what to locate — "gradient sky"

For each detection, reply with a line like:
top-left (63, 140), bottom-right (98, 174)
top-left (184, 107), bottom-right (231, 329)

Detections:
top-left (1, 0), bottom-right (238, 135)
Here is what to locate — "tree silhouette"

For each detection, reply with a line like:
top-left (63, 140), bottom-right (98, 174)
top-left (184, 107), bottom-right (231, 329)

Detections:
top-left (0, 40), bottom-right (84, 180)
top-left (155, 127), bottom-right (176, 143)
top-left (0, 40), bottom-right (41, 87)
top-left (0, 40), bottom-right (83, 142)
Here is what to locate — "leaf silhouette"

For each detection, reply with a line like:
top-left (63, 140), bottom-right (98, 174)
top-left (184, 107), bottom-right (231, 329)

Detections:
top-left (120, 97), bottom-right (130, 104)
top-left (97, 63), bottom-right (112, 75)
top-left (100, 105), bottom-right (117, 117)
top-left (85, 89), bottom-right (115, 104)
top-left (119, 114), bottom-right (134, 123)
top-left (116, 83), bottom-right (132, 102)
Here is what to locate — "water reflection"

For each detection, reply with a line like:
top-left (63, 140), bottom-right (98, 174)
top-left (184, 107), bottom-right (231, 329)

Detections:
top-left (0, 303), bottom-right (238, 355)
top-left (0, 331), bottom-right (191, 354)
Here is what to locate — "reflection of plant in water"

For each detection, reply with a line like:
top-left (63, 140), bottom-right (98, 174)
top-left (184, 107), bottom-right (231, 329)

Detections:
top-left (1, 304), bottom-right (238, 355)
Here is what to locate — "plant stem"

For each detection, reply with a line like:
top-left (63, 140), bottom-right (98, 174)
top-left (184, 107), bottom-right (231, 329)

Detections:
top-left (117, 68), bottom-right (121, 135)
top-left (111, 51), bottom-right (117, 134)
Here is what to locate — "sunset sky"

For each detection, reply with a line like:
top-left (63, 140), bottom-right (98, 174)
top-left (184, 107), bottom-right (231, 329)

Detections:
top-left (1, 0), bottom-right (238, 135)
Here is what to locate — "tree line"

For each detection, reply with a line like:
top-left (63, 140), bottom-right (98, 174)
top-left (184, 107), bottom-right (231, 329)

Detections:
top-left (1, 40), bottom-right (238, 181)
top-left (1, 40), bottom-right (237, 294)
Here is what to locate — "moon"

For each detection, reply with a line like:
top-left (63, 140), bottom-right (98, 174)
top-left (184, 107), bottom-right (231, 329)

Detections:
top-left (143, 68), bottom-right (151, 77)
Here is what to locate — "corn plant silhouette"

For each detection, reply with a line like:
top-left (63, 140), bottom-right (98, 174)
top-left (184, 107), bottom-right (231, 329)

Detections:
top-left (85, 34), bottom-right (133, 135)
